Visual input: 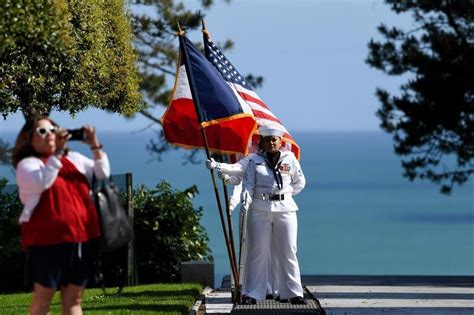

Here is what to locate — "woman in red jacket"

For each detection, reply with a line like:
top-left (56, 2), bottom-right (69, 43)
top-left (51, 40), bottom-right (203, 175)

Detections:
top-left (12, 116), bottom-right (110, 315)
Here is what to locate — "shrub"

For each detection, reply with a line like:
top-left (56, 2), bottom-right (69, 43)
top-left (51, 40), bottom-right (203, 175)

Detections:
top-left (0, 178), bottom-right (24, 292)
top-left (133, 181), bottom-right (213, 283)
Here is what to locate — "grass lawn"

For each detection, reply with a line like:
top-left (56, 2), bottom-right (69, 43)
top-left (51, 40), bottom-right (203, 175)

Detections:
top-left (0, 283), bottom-right (203, 315)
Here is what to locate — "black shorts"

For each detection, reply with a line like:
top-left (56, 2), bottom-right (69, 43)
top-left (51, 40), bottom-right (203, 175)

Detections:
top-left (25, 241), bottom-right (97, 290)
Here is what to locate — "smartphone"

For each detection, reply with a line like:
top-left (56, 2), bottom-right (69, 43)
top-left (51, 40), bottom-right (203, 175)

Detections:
top-left (67, 128), bottom-right (85, 141)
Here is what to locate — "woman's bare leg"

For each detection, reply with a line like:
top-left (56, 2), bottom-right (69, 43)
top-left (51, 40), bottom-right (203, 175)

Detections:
top-left (60, 284), bottom-right (85, 315)
top-left (29, 283), bottom-right (56, 315)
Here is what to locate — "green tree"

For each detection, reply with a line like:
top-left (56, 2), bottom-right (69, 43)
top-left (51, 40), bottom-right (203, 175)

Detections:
top-left (366, 0), bottom-right (473, 193)
top-left (131, 0), bottom-right (262, 162)
top-left (0, 0), bottom-right (141, 119)
top-left (0, 139), bottom-right (10, 166)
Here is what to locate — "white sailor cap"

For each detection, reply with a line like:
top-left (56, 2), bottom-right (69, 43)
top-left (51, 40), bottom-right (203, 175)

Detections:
top-left (259, 125), bottom-right (284, 137)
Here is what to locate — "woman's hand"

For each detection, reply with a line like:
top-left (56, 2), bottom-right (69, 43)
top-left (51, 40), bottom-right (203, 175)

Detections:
top-left (55, 128), bottom-right (69, 155)
top-left (82, 125), bottom-right (100, 148)
top-left (82, 125), bottom-right (104, 159)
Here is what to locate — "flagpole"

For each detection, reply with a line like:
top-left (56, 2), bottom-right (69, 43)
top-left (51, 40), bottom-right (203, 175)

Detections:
top-left (201, 27), bottom-right (238, 273)
top-left (222, 179), bottom-right (238, 280)
top-left (202, 19), bottom-right (240, 301)
top-left (220, 157), bottom-right (240, 295)
top-left (177, 29), bottom-right (240, 290)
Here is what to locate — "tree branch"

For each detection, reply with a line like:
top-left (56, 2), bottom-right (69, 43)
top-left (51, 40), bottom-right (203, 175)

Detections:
top-left (139, 59), bottom-right (176, 76)
top-left (440, 5), bottom-right (468, 46)
top-left (139, 109), bottom-right (163, 126)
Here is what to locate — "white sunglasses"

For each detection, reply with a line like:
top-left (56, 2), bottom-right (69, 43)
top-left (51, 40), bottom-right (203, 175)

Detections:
top-left (35, 126), bottom-right (58, 139)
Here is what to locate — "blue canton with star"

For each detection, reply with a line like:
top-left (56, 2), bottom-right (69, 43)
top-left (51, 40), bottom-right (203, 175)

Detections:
top-left (204, 38), bottom-right (254, 91)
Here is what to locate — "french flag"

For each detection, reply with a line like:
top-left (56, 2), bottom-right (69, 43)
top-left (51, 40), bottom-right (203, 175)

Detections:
top-left (162, 35), bottom-right (258, 156)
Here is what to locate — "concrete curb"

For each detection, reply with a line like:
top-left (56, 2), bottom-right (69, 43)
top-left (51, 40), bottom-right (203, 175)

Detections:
top-left (189, 287), bottom-right (213, 315)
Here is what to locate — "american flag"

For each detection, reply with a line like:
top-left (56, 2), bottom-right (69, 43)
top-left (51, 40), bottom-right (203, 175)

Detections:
top-left (203, 32), bottom-right (300, 160)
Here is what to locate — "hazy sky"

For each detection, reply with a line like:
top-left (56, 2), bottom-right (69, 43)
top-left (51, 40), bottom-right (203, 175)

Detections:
top-left (0, 0), bottom-right (413, 133)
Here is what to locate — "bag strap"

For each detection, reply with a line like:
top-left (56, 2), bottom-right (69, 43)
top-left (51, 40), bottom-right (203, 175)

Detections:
top-left (92, 173), bottom-right (116, 191)
top-left (92, 173), bottom-right (97, 191)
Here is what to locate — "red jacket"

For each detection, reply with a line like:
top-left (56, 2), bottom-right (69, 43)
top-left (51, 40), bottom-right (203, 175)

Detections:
top-left (21, 157), bottom-right (100, 249)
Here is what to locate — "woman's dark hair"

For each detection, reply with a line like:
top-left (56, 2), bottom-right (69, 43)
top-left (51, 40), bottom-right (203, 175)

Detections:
top-left (257, 136), bottom-right (265, 152)
top-left (12, 116), bottom-right (59, 167)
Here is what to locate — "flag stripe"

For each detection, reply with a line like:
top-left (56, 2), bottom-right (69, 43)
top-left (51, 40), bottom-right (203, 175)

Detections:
top-left (235, 90), bottom-right (270, 110)
top-left (252, 110), bottom-right (285, 126)
top-left (230, 83), bottom-right (273, 111)
top-left (230, 83), bottom-right (267, 105)
top-left (248, 104), bottom-right (279, 121)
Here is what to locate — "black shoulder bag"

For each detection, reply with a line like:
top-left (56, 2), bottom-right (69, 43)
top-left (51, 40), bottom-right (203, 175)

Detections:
top-left (92, 176), bottom-right (133, 252)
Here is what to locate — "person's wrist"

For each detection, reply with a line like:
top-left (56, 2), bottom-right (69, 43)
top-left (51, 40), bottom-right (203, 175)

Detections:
top-left (90, 143), bottom-right (103, 151)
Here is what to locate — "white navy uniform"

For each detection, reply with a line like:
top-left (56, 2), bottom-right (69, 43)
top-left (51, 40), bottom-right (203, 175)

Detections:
top-left (241, 150), bottom-right (305, 300)
top-left (218, 154), bottom-right (278, 296)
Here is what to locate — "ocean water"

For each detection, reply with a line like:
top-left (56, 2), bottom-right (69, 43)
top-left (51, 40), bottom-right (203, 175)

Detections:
top-left (1, 130), bottom-right (473, 286)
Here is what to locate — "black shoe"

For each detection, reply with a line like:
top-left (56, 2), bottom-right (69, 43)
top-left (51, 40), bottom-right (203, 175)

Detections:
top-left (241, 295), bottom-right (257, 305)
top-left (290, 296), bottom-right (307, 305)
top-left (279, 298), bottom-right (290, 303)
top-left (265, 294), bottom-right (274, 300)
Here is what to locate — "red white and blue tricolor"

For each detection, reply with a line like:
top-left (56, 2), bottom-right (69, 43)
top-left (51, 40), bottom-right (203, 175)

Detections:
top-left (162, 35), bottom-right (258, 155)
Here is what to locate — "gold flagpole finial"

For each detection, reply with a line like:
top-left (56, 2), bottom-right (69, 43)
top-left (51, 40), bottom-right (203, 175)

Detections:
top-left (201, 18), bottom-right (211, 39)
top-left (176, 22), bottom-right (185, 36)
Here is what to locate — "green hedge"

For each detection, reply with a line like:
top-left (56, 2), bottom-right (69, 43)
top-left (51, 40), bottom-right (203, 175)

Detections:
top-left (133, 181), bottom-right (213, 283)
top-left (0, 178), bottom-right (23, 293)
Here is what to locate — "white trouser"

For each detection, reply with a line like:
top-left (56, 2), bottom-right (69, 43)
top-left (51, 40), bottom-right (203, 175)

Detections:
top-left (267, 235), bottom-right (282, 296)
top-left (239, 220), bottom-right (275, 296)
top-left (240, 215), bottom-right (278, 296)
top-left (243, 209), bottom-right (303, 300)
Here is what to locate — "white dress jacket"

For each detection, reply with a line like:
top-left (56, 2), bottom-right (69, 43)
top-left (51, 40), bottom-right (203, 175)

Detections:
top-left (242, 151), bottom-right (305, 212)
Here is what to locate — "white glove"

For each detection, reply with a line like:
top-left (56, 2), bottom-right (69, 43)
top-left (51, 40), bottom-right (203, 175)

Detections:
top-left (217, 169), bottom-right (225, 179)
top-left (220, 173), bottom-right (231, 184)
top-left (227, 176), bottom-right (242, 186)
top-left (218, 171), bottom-right (242, 186)
top-left (206, 158), bottom-right (219, 170)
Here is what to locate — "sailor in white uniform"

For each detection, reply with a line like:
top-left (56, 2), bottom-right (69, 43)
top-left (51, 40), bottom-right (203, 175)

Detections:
top-left (208, 152), bottom-right (279, 300)
top-left (239, 126), bottom-right (306, 304)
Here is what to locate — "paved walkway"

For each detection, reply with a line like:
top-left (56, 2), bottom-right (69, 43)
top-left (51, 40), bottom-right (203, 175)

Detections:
top-left (198, 275), bottom-right (474, 315)
top-left (306, 275), bottom-right (474, 315)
